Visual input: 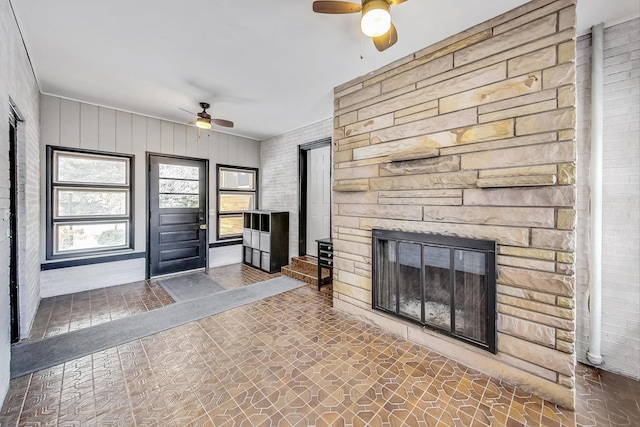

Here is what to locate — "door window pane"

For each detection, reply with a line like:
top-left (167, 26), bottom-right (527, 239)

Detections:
top-left (159, 179), bottom-right (199, 194)
top-left (219, 215), bottom-right (244, 238)
top-left (220, 193), bottom-right (255, 213)
top-left (55, 152), bottom-right (128, 185)
top-left (159, 164), bottom-right (199, 180)
top-left (55, 222), bottom-right (128, 253)
top-left (159, 194), bottom-right (199, 208)
top-left (55, 189), bottom-right (128, 217)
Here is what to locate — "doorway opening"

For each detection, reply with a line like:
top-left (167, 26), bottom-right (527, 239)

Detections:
top-left (8, 105), bottom-right (20, 343)
top-left (298, 138), bottom-right (331, 257)
top-left (147, 154), bottom-right (208, 278)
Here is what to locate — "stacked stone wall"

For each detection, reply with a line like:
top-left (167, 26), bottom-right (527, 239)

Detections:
top-left (331, 0), bottom-right (577, 408)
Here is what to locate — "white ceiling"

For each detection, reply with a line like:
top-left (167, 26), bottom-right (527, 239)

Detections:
top-left (11, 0), bottom-right (640, 141)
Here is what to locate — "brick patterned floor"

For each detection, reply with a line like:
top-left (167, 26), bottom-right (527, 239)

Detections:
top-left (2, 264), bottom-right (638, 426)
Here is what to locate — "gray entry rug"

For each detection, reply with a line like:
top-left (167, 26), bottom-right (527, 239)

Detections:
top-left (157, 272), bottom-right (226, 302)
top-left (10, 276), bottom-right (304, 379)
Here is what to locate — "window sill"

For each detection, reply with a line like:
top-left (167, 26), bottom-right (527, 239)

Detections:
top-left (209, 239), bottom-right (242, 248)
top-left (41, 251), bottom-right (145, 270)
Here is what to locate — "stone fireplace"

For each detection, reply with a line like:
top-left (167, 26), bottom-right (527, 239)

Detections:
top-left (331, 0), bottom-right (577, 409)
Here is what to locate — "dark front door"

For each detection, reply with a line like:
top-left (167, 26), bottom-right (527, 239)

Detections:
top-left (9, 111), bottom-right (19, 343)
top-left (148, 154), bottom-right (208, 277)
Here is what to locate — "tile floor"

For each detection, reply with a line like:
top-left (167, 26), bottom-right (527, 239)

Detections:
top-left (1, 264), bottom-right (638, 426)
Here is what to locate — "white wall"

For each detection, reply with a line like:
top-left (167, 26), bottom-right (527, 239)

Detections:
top-left (0, 0), bottom-right (41, 405)
top-left (39, 94), bottom-right (260, 296)
top-left (260, 119), bottom-right (333, 259)
top-left (576, 18), bottom-right (640, 379)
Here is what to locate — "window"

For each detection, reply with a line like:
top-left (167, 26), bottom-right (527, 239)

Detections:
top-left (217, 165), bottom-right (258, 240)
top-left (47, 147), bottom-right (134, 258)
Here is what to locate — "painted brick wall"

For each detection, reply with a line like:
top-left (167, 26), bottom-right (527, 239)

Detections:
top-left (0, 0), bottom-right (41, 404)
top-left (575, 18), bottom-right (640, 380)
top-left (260, 119), bottom-right (333, 259)
top-left (331, 0), bottom-right (578, 408)
top-left (39, 95), bottom-right (261, 296)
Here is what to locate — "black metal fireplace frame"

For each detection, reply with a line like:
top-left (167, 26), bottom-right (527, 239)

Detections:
top-left (372, 229), bottom-right (497, 353)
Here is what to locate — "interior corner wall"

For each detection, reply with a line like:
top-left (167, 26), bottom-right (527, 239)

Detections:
top-left (0, 0), bottom-right (41, 404)
top-left (39, 94), bottom-right (261, 297)
top-left (575, 18), bottom-right (640, 380)
top-left (259, 119), bottom-right (333, 259)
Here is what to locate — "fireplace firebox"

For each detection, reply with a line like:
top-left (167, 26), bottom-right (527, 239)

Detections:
top-left (372, 229), bottom-right (497, 353)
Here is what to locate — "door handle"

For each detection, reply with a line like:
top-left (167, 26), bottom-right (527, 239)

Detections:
top-left (199, 224), bottom-right (207, 230)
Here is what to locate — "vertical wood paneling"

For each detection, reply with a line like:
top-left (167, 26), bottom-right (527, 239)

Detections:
top-left (173, 124), bottom-right (186, 156)
top-left (40, 95), bottom-right (60, 146)
top-left (197, 131), bottom-right (209, 159)
top-left (209, 131), bottom-right (218, 163)
top-left (227, 134), bottom-right (238, 164)
top-left (208, 131), bottom-right (219, 162)
top-left (115, 111), bottom-right (132, 154)
top-left (186, 126), bottom-right (198, 158)
top-left (131, 114), bottom-right (147, 252)
top-left (41, 95), bottom-right (261, 263)
top-left (60, 99), bottom-right (80, 147)
top-left (80, 103), bottom-right (99, 149)
top-left (217, 133), bottom-right (229, 165)
top-left (98, 107), bottom-right (116, 152)
top-left (160, 121), bottom-right (174, 154)
top-left (146, 118), bottom-right (161, 153)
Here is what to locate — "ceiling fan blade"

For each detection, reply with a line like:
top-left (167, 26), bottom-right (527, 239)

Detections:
top-left (212, 118), bottom-right (234, 128)
top-left (389, 0), bottom-right (407, 5)
top-left (313, 1), bottom-right (362, 14)
top-left (373, 22), bottom-right (398, 52)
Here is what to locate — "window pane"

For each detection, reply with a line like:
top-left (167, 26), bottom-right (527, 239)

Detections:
top-left (56, 152), bottom-right (128, 185)
top-left (55, 189), bottom-right (127, 217)
top-left (219, 215), bottom-right (243, 237)
top-left (159, 179), bottom-right (199, 194)
top-left (219, 169), bottom-right (255, 190)
top-left (159, 194), bottom-right (199, 208)
top-left (220, 193), bottom-right (255, 213)
top-left (159, 164), bottom-right (199, 180)
top-left (55, 222), bottom-right (128, 253)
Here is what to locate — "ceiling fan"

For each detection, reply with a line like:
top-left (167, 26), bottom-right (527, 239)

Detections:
top-left (312, 0), bottom-right (407, 52)
top-left (180, 102), bottom-right (234, 129)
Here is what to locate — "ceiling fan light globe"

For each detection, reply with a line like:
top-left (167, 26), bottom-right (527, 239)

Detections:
top-left (361, 0), bottom-right (391, 37)
top-left (196, 117), bottom-right (212, 129)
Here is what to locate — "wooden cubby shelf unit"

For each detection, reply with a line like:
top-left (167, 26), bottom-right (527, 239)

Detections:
top-left (242, 210), bottom-right (289, 274)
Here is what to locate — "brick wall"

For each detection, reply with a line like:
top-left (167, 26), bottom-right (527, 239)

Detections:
top-left (575, 18), bottom-right (640, 380)
top-left (331, 0), bottom-right (577, 408)
top-left (0, 0), bottom-right (41, 404)
top-left (260, 119), bottom-right (333, 259)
